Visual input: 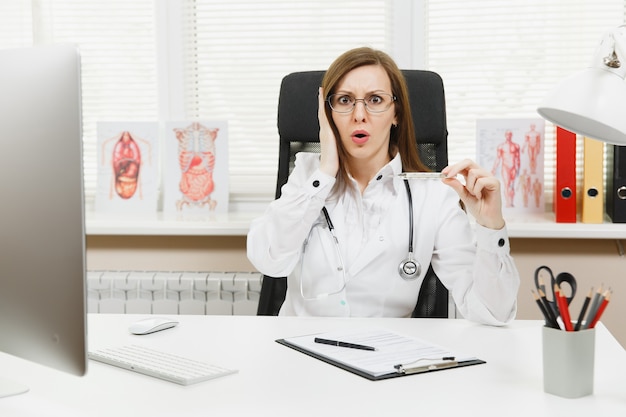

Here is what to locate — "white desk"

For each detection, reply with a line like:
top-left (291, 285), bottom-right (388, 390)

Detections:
top-left (1, 315), bottom-right (625, 416)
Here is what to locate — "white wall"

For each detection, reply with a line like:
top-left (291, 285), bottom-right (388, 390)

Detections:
top-left (87, 235), bottom-right (626, 348)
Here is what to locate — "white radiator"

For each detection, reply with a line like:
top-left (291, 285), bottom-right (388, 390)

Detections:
top-left (87, 271), bottom-right (263, 316)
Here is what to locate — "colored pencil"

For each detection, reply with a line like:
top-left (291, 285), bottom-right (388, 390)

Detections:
top-left (532, 290), bottom-right (559, 329)
top-left (537, 275), bottom-right (547, 297)
top-left (555, 284), bottom-right (574, 331)
top-left (538, 288), bottom-right (559, 329)
top-left (574, 288), bottom-right (592, 331)
top-left (588, 290), bottom-right (611, 329)
top-left (583, 285), bottom-right (603, 329)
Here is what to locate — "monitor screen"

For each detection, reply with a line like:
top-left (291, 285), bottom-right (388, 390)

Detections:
top-left (0, 44), bottom-right (87, 398)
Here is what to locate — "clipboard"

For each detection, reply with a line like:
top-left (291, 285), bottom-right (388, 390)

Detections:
top-left (276, 328), bottom-right (486, 381)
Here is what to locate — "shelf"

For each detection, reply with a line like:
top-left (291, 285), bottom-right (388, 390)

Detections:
top-left (85, 210), bottom-right (626, 239)
top-left (85, 211), bottom-right (257, 236)
top-left (504, 213), bottom-right (626, 239)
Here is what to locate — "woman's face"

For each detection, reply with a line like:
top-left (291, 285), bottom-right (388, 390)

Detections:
top-left (331, 64), bottom-right (397, 167)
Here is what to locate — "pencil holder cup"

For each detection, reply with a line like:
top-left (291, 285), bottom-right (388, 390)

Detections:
top-left (542, 326), bottom-right (595, 398)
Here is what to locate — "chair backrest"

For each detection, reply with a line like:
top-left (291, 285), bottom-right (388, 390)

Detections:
top-left (256, 70), bottom-right (450, 317)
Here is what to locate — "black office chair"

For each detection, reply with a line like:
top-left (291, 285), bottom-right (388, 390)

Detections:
top-left (256, 70), bottom-right (449, 318)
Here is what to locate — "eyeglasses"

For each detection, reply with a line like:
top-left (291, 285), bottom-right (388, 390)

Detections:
top-left (327, 93), bottom-right (396, 114)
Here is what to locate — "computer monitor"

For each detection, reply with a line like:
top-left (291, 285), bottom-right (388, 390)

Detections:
top-left (0, 44), bottom-right (87, 398)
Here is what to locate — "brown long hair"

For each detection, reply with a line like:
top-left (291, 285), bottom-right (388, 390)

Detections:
top-left (321, 47), bottom-right (429, 192)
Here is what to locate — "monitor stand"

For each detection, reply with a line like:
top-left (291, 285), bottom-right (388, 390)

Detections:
top-left (0, 377), bottom-right (29, 398)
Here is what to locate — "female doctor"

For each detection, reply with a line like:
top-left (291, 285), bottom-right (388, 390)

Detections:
top-left (247, 47), bottom-right (520, 326)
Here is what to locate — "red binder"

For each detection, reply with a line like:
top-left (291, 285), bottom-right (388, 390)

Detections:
top-left (554, 127), bottom-right (577, 223)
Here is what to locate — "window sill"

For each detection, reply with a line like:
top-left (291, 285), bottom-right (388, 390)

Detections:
top-left (85, 210), bottom-right (626, 239)
top-left (85, 211), bottom-right (257, 236)
top-left (505, 212), bottom-right (626, 239)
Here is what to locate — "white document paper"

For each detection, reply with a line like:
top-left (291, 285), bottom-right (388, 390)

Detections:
top-left (282, 328), bottom-right (476, 378)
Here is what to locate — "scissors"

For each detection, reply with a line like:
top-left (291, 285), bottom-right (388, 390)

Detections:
top-left (533, 265), bottom-right (577, 318)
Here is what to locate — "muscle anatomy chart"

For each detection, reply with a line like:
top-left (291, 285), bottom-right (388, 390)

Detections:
top-left (477, 118), bottom-right (545, 216)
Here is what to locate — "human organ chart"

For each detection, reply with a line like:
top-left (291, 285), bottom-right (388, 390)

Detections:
top-left (175, 122), bottom-right (218, 210)
top-left (95, 120), bottom-right (228, 216)
top-left (96, 122), bottom-right (158, 214)
top-left (164, 121), bottom-right (229, 215)
top-left (108, 131), bottom-right (147, 199)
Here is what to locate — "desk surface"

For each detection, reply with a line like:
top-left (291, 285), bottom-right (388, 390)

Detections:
top-left (1, 315), bottom-right (625, 416)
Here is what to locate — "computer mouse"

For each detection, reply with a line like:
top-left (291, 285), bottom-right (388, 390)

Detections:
top-left (129, 317), bottom-right (179, 335)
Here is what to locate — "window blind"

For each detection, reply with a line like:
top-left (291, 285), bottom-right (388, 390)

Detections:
top-left (423, 0), bottom-right (626, 208)
top-left (1, 0), bottom-right (394, 209)
top-left (0, 0), bottom-right (158, 208)
top-left (0, 2), bottom-right (32, 47)
top-left (2, 1), bottom-right (625, 212)
top-left (181, 0), bottom-right (393, 207)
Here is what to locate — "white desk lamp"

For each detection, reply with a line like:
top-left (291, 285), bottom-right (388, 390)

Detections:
top-left (537, 25), bottom-right (626, 145)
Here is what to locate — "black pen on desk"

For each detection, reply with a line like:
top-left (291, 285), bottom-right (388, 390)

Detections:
top-left (314, 337), bottom-right (377, 351)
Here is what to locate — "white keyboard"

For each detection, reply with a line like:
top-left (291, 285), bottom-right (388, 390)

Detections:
top-left (88, 345), bottom-right (238, 385)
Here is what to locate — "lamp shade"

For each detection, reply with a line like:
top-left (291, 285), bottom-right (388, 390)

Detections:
top-left (538, 25), bottom-right (626, 145)
top-left (537, 66), bottom-right (626, 145)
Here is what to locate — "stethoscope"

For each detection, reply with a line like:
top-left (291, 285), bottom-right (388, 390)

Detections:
top-left (320, 178), bottom-right (420, 281)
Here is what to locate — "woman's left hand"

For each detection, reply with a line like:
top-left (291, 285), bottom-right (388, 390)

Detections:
top-left (441, 159), bottom-right (505, 230)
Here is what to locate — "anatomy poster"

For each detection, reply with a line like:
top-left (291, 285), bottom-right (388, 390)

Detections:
top-left (95, 122), bottom-right (159, 213)
top-left (476, 118), bottom-right (545, 216)
top-left (163, 121), bottom-right (229, 215)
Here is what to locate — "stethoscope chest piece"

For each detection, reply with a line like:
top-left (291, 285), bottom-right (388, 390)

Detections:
top-left (398, 253), bottom-right (421, 281)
